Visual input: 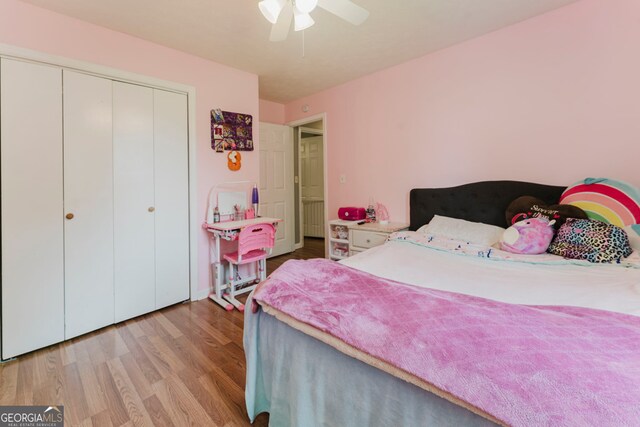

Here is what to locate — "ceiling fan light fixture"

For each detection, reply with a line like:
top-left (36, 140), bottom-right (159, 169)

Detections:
top-left (295, 0), bottom-right (318, 14)
top-left (293, 8), bottom-right (315, 31)
top-left (259, 0), bottom-right (286, 24)
top-left (263, 0), bottom-right (368, 41)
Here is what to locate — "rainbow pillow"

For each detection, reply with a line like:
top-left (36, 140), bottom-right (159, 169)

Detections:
top-left (560, 178), bottom-right (640, 227)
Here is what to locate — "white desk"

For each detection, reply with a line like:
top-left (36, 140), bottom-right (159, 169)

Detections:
top-left (204, 217), bottom-right (282, 311)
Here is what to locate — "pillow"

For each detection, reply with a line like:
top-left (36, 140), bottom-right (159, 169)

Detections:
top-left (416, 223), bottom-right (430, 234)
top-left (505, 196), bottom-right (587, 229)
top-left (547, 218), bottom-right (633, 263)
top-left (500, 217), bottom-right (555, 255)
top-left (420, 215), bottom-right (505, 246)
top-left (625, 225), bottom-right (640, 252)
top-left (560, 178), bottom-right (640, 227)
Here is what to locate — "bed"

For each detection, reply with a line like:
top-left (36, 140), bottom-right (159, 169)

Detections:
top-left (244, 181), bottom-right (640, 426)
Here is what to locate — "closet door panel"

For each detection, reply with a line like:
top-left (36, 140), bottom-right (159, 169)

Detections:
top-left (154, 90), bottom-right (190, 308)
top-left (63, 70), bottom-right (114, 339)
top-left (1, 59), bottom-right (64, 359)
top-left (113, 82), bottom-right (156, 322)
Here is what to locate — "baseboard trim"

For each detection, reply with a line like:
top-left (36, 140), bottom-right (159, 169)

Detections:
top-left (191, 288), bottom-right (211, 301)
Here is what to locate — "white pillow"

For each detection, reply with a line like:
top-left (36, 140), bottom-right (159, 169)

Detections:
top-left (626, 225), bottom-right (640, 252)
top-left (419, 215), bottom-right (506, 246)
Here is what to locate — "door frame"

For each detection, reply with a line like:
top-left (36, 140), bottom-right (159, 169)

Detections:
top-left (0, 43), bottom-right (200, 301)
top-left (296, 126), bottom-right (324, 248)
top-left (287, 113), bottom-right (329, 258)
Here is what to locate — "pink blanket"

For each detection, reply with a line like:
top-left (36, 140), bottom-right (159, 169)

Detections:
top-left (253, 259), bottom-right (640, 426)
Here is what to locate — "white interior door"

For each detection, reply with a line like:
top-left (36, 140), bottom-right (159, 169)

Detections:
top-left (63, 70), bottom-right (115, 339)
top-left (301, 135), bottom-right (325, 238)
top-left (259, 122), bottom-right (294, 257)
top-left (153, 89), bottom-right (190, 309)
top-left (113, 82), bottom-right (156, 322)
top-left (301, 136), bottom-right (324, 200)
top-left (1, 58), bottom-right (65, 359)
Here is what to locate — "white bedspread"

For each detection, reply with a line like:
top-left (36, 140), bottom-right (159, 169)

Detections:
top-left (341, 233), bottom-right (640, 317)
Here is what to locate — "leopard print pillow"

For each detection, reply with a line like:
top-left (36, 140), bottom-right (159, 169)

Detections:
top-left (548, 218), bottom-right (632, 263)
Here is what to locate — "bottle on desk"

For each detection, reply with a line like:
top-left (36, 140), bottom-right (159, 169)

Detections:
top-left (252, 184), bottom-right (259, 217)
top-left (213, 206), bottom-right (220, 223)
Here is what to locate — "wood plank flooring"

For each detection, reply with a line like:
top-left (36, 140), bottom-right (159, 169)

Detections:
top-left (0, 238), bottom-right (325, 426)
top-left (266, 237), bottom-right (325, 272)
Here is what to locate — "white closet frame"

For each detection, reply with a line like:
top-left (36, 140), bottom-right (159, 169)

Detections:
top-left (0, 43), bottom-right (200, 301)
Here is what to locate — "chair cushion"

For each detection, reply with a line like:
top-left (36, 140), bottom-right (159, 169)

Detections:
top-left (223, 249), bottom-right (268, 265)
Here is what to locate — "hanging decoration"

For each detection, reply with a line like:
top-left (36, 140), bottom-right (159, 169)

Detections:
top-left (227, 151), bottom-right (242, 171)
top-left (211, 109), bottom-right (253, 152)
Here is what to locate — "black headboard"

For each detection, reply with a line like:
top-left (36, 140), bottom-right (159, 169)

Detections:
top-left (409, 181), bottom-right (566, 231)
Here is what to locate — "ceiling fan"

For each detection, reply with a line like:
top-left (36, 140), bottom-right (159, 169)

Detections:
top-left (259, 0), bottom-right (369, 42)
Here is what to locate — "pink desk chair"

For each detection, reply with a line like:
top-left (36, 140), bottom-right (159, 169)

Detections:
top-left (222, 223), bottom-right (275, 311)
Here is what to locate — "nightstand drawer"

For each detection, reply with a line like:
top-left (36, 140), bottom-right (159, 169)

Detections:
top-left (351, 230), bottom-right (388, 249)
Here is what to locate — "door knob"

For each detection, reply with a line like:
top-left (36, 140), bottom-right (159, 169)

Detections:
top-left (66, 213), bottom-right (74, 220)
top-left (148, 207), bottom-right (155, 212)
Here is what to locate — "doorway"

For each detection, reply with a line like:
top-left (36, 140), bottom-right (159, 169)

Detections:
top-left (292, 118), bottom-right (326, 255)
top-left (258, 115), bottom-right (328, 259)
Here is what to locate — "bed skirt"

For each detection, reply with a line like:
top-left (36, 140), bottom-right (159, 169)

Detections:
top-left (244, 301), bottom-right (496, 427)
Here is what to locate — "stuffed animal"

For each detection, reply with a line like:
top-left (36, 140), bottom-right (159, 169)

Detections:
top-left (505, 196), bottom-right (587, 229)
top-left (500, 217), bottom-right (556, 255)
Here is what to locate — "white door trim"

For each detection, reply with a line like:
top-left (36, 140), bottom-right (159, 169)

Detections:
top-left (0, 43), bottom-right (199, 302)
top-left (295, 125), bottom-right (325, 248)
top-left (295, 126), bottom-right (304, 250)
top-left (299, 126), bottom-right (324, 136)
top-left (287, 113), bottom-right (329, 258)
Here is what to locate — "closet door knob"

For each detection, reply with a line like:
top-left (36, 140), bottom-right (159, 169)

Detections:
top-left (148, 207), bottom-right (155, 212)
top-left (66, 213), bottom-right (74, 220)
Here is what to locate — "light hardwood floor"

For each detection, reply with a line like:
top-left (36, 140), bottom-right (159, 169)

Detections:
top-left (0, 238), bottom-right (325, 426)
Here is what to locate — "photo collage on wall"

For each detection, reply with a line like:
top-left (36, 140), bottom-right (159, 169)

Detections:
top-left (211, 109), bottom-right (253, 152)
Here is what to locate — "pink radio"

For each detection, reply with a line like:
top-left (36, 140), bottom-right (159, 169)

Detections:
top-left (338, 207), bottom-right (366, 221)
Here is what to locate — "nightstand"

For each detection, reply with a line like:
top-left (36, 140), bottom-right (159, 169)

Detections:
top-left (348, 222), bottom-right (409, 256)
top-left (328, 220), bottom-right (352, 260)
top-left (328, 220), bottom-right (408, 260)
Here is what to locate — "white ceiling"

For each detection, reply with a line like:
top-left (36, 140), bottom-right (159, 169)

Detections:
top-left (20, 0), bottom-right (579, 103)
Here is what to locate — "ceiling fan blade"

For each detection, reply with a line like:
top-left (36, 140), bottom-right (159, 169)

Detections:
top-left (318, 0), bottom-right (369, 25)
top-left (270, 3), bottom-right (293, 42)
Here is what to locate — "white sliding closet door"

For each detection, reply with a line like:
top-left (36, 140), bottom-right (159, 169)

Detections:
top-left (113, 82), bottom-right (156, 322)
top-left (154, 89), bottom-right (190, 309)
top-left (63, 70), bottom-right (114, 339)
top-left (1, 59), bottom-right (64, 359)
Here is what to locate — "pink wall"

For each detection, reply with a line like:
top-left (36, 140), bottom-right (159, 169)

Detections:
top-left (285, 0), bottom-right (640, 224)
top-left (259, 99), bottom-right (286, 124)
top-left (0, 0), bottom-right (259, 295)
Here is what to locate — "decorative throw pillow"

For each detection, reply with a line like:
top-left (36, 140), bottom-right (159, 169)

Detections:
top-left (421, 215), bottom-right (505, 246)
top-left (560, 178), bottom-right (640, 227)
top-left (626, 225), bottom-right (640, 253)
top-left (505, 196), bottom-right (587, 229)
top-left (500, 217), bottom-right (555, 255)
top-left (547, 218), bottom-right (633, 263)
